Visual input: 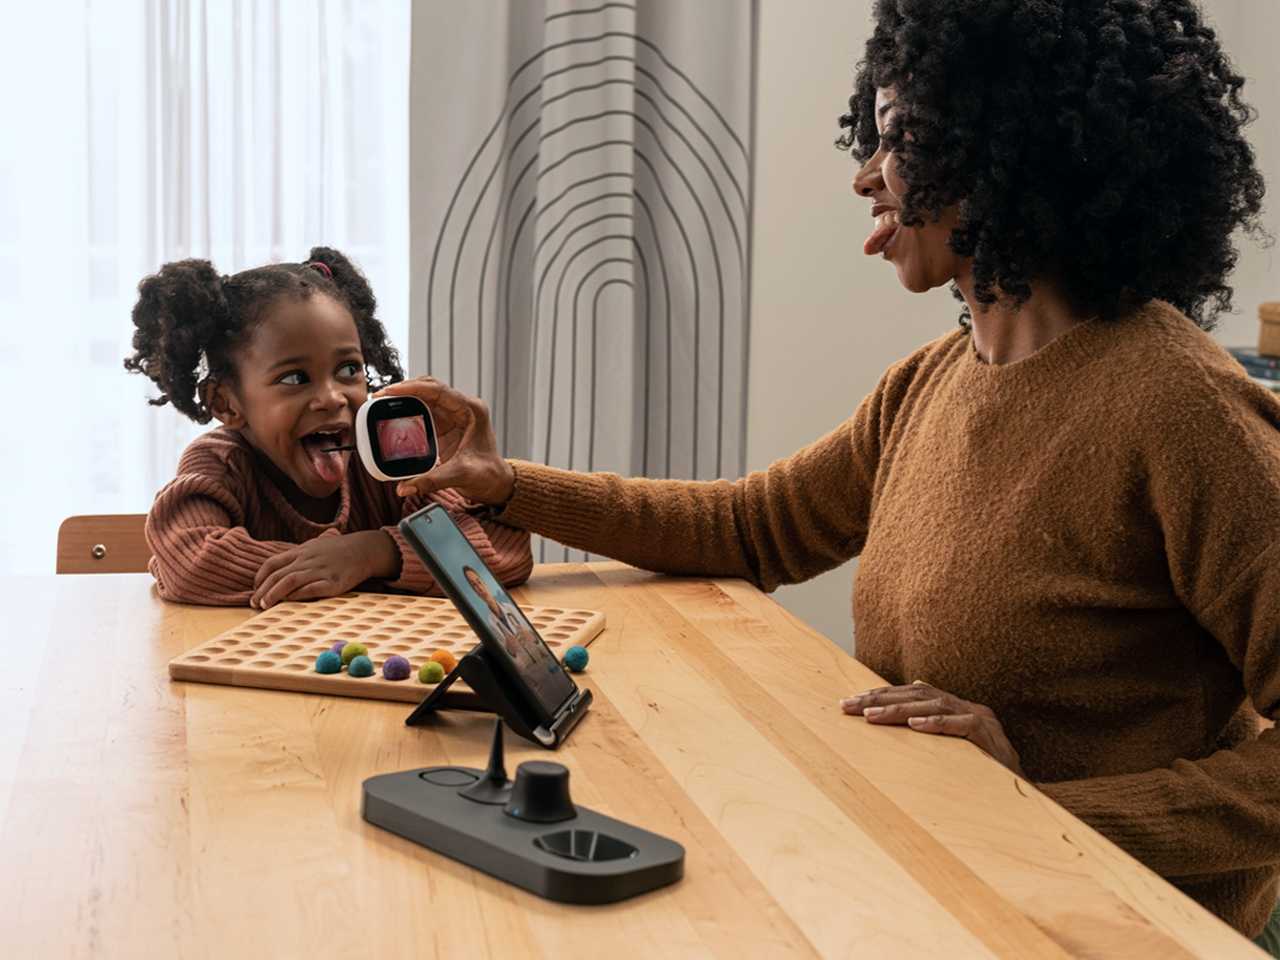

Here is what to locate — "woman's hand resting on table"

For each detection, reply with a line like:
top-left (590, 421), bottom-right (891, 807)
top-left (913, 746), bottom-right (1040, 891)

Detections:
top-left (841, 681), bottom-right (1026, 776)
top-left (376, 378), bottom-right (515, 505)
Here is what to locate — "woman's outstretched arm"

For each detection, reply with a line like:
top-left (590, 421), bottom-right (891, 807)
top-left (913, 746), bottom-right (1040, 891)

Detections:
top-left (379, 371), bottom-right (902, 591)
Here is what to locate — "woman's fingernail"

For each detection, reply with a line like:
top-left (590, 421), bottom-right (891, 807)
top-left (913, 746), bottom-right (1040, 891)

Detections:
top-left (908, 717), bottom-right (927, 728)
top-left (864, 706), bottom-right (884, 718)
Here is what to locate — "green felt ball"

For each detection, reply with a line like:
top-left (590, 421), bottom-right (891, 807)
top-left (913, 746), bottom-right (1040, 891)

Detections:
top-left (563, 645), bottom-right (589, 673)
top-left (348, 655), bottom-right (374, 678)
top-left (315, 650), bottom-right (342, 674)
top-left (340, 642), bottom-right (368, 666)
top-left (419, 661), bottom-right (446, 684)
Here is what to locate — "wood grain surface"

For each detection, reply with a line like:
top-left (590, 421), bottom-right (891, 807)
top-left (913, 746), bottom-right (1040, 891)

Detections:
top-left (55, 513), bottom-right (150, 574)
top-left (168, 592), bottom-right (604, 703)
top-left (0, 566), bottom-right (1264, 959)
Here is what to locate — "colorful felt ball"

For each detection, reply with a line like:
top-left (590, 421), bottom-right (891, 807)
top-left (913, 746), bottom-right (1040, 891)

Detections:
top-left (315, 650), bottom-right (342, 674)
top-left (382, 655), bottom-right (411, 681)
top-left (429, 649), bottom-right (458, 674)
top-left (563, 645), bottom-right (589, 673)
top-left (329, 640), bottom-right (345, 656)
top-left (340, 642), bottom-right (368, 666)
top-left (419, 661), bottom-right (446, 684)
top-left (348, 655), bottom-right (374, 678)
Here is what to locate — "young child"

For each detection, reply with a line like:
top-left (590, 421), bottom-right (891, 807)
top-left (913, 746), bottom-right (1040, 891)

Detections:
top-left (124, 247), bottom-right (532, 607)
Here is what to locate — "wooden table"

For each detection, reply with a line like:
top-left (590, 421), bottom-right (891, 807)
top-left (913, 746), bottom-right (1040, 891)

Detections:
top-left (0, 566), bottom-right (1264, 959)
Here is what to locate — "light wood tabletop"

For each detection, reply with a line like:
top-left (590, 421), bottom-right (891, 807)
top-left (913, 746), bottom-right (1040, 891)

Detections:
top-left (0, 566), bottom-right (1265, 959)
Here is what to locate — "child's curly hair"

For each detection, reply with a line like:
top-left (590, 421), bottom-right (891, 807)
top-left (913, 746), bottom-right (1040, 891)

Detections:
top-left (837, 0), bottom-right (1268, 329)
top-left (124, 247), bottom-right (404, 422)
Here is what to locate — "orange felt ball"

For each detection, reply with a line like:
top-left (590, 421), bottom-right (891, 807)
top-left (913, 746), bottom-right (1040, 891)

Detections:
top-left (429, 649), bottom-right (458, 673)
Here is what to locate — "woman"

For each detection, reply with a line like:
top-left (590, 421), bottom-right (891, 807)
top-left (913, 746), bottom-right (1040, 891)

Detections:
top-left (389, 0), bottom-right (1280, 948)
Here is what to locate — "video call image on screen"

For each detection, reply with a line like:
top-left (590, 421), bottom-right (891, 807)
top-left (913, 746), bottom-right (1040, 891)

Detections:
top-left (376, 415), bottom-right (430, 461)
top-left (418, 514), bottom-right (575, 716)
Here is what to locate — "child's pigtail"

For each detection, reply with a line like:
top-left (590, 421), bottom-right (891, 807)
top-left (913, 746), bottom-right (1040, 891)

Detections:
top-left (124, 259), bottom-right (232, 423)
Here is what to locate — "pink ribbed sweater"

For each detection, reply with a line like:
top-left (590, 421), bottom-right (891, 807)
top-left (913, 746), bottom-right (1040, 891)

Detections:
top-left (145, 427), bottom-right (532, 605)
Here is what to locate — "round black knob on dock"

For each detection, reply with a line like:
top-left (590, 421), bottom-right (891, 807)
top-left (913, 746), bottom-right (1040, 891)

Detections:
top-left (503, 761), bottom-right (576, 823)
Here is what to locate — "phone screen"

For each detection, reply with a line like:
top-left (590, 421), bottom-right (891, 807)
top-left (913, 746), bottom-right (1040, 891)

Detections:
top-left (400, 506), bottom-right (577, 721)
top-left (376, 415), bottom-right (431, 462)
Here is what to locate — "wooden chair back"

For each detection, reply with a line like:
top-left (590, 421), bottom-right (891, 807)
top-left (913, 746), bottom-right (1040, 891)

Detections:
top-left (56, 515), bottom-right (151, 574)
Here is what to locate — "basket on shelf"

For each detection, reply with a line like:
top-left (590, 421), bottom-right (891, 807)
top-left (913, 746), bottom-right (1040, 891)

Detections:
top-left (1260, 302), bottom-right (1280, 358)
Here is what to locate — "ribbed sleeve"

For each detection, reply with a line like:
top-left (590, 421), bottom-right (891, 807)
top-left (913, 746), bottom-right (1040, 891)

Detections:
top-left (146, 440), bottom-right (297, 605)
top-left (146, 428), bottom-right (532, 606)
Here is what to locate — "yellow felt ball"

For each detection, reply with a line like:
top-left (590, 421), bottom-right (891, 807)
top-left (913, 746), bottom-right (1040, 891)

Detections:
top-left (429, 649), bottom-right (458, 674)
top-left (419, 661), bottom-right (446, 684)
top-left (340, 642), bottom-right (368, 666)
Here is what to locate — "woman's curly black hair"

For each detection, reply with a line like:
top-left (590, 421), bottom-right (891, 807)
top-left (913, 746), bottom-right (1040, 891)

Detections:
top-left (124, 247), bottom-right (403, 422)
top-left (837, 0), bottom-right (1268, 329)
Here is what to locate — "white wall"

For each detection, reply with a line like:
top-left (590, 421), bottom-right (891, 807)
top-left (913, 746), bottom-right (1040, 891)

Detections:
top-left (1211, 0), bottom-right (1280, 347)
top-left (747, 0), bottom-right (949, 651)
top-left (746, 0), bottom-right (1280, 653)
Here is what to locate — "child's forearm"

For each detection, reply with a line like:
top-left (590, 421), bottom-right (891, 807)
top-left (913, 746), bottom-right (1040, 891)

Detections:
top-left (147, 471), bottom-right (299, 605)
top-left (149, 526), bottom-right (297, 606)
top-left (349, 530), bottom-right (401, 581)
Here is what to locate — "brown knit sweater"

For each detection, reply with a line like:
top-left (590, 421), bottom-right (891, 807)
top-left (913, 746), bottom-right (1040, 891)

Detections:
top-left (146, 427), bottom-right (533, 605)
top-left (497, 301), bottom-right (1280, 937)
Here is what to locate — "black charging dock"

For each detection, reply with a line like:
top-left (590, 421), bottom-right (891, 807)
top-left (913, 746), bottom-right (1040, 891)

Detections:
top-left (403, 644), bottom-right (591, 749)
top-left (363, 721), bottom-right (685, 904)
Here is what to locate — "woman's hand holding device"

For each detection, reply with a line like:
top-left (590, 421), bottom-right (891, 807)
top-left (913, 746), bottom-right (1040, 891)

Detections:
top-left (376, 378), bottom-right (515, 507)
top-left (321, 394), bottom-right (441, 482)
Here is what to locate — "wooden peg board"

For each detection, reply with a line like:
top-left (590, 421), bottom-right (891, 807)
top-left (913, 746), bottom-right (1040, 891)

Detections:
top-left (168, 592), bottom-right (605, 704)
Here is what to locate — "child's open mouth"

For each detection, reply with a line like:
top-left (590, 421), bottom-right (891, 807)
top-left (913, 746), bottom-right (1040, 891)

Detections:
top-left (299, 426), bottom-right (352, 486)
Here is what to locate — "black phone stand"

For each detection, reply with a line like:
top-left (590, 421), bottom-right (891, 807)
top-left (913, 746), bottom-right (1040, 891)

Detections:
top-left (403, 645), bottom-right (592, 749)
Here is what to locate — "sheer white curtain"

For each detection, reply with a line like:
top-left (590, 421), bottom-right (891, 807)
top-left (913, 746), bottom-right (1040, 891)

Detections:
top-left (0, 0), bottom-right (409, 575)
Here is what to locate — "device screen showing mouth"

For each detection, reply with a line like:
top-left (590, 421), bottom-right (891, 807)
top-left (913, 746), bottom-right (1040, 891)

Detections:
top-left (376, 415), bottom-right (431, 461)
top-left (366, 396), bottom-right (438, 479)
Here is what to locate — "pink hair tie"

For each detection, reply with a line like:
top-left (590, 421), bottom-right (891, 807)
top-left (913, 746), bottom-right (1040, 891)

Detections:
top-left (307, 260), bottom-right (333, 279)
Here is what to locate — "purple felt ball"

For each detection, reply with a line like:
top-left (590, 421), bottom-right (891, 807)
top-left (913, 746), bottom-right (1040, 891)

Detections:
top-left (330, 641), bottom-right (345, 656)
top-left (382, 655), bottom-right (412, 681)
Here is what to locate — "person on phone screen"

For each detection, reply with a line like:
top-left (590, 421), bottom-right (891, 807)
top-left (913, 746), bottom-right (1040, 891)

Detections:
top-left (463, 564), bottom-right (549, 670)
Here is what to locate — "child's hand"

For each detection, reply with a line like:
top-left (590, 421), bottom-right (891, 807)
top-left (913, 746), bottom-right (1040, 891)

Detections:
top-left (251, 530), bottom-right (399, 609)
top-left (376, 378), bottom-right (515, 505)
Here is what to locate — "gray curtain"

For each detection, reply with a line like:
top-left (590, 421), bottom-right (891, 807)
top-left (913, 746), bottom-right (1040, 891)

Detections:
top-left (410, 0), bottom-right (755, 561)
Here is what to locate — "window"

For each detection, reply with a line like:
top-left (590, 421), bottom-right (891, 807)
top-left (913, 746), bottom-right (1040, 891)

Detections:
top-left (0, 0), bottom-right (410, 574)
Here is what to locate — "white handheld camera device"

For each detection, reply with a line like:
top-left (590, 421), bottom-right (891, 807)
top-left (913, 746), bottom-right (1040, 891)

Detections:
top-left (353, 395), bottom-right (438, 482)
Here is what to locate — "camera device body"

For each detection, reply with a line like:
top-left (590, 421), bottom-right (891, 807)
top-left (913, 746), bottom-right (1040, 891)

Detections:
top-left (355, 395), bottom-right (438, 482)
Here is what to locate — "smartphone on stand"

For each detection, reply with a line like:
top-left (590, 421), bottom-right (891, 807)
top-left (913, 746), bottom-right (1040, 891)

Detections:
top-left (398, 503), bottom-right (591, 746)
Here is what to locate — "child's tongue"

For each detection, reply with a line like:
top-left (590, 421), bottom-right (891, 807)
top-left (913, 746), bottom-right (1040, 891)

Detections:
top-left (301, 436), bottom-right (344, 486)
